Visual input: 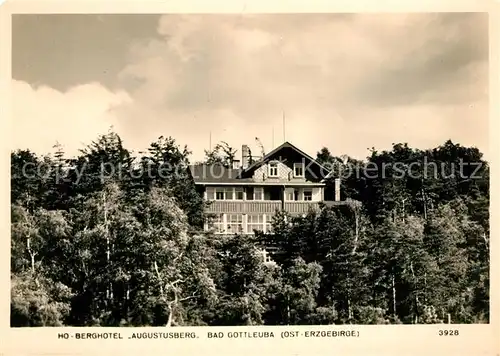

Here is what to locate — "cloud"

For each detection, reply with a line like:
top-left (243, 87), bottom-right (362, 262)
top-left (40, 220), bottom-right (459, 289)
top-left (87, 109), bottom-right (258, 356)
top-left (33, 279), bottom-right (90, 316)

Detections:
top-left (12, 14), bottom-right (162, 92)
top-left (12, 80), bottom-right (132, 157)
top-left (12, 13), bottom-right (489, 162)
top-left (113, 13), bottom-right (488, 161)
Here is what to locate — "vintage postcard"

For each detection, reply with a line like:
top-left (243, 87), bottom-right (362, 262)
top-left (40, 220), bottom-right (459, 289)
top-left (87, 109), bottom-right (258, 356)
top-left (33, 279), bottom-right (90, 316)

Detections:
top-left (0, 0), bottom-right (498, 355)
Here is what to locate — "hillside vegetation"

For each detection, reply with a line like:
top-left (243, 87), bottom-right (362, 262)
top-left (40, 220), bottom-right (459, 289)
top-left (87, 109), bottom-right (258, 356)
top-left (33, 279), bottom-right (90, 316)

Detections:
top-left (10, 132), bottom-right (489, 326)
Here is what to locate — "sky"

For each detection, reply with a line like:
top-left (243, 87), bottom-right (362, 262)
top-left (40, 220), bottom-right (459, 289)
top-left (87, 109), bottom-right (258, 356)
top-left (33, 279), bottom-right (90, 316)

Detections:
top-left (11, 13), bottom-right (489, 162)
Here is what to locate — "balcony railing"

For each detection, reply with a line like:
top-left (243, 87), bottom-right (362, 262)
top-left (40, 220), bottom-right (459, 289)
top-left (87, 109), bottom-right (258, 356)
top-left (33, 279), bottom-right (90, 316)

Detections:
top-left (206, 200), bottom-right (282, 214)
top-left (283, 202), bottom-right (321, 214)
top-left (205, 199), bottom-right (356, 215)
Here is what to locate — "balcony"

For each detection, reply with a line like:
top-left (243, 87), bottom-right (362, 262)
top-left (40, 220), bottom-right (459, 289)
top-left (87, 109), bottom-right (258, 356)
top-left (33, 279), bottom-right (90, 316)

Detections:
top-left (284, 201), bottom-right (321, 214)
top-left (285, 201), bottom-right (356, 215)
top-left (206, 200), bottom-right (282, 214)
top-left (205, 199), bottom-right (355, 215)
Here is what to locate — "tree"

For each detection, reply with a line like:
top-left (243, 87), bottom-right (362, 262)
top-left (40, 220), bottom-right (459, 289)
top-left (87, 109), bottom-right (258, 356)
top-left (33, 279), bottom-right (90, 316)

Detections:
top-left (11, 271), bottom-right (73, 327)
top-left (210, 234), bottom-right (272, 326)
top-left (268, 258), bottom-right (324, 325)
top-left (65, 129), bottom-right (134, 201)
top-left (11, 150), bottom-right (46, 211)
top-left (11, 204), bottom-right (74, 326)
top-left (137, 136), bottom-right (206, 228)
top-left (424, 200), bottom-right (488, 323)
top-left (203, 141), bottom-right (238, 168)
top-left (10, 134), bottom-right (489, 326)
top-left (64, 183), bottom-right (216, 326)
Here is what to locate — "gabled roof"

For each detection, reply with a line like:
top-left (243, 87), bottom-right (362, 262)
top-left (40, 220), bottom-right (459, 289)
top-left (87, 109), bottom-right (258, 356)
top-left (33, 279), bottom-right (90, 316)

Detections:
top-left (189, 164), bottom-right (252, 184)
top-left (239, 141), bottom-right (332, 178)
top-left (189, 141), bottom-right (332, 184)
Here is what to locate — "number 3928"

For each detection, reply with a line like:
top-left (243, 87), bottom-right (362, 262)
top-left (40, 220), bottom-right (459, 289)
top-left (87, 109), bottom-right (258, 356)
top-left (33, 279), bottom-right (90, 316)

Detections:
top-left (438, 330), bottom-right (459, 336)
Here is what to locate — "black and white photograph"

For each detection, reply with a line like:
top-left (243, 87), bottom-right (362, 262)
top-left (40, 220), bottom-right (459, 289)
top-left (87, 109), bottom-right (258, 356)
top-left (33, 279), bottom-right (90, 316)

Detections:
top-left (8, 11), bottom-right (490, 330)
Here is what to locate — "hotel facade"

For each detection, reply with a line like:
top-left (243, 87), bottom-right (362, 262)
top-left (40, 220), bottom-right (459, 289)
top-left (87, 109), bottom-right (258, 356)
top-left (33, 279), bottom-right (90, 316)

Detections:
top-left (190, 142), bottom-right (356, 235)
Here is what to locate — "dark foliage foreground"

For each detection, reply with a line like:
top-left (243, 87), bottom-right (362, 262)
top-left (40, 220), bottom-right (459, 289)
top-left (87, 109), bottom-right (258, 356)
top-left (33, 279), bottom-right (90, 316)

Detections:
top-left (10, 132), bottom-right (489, 326)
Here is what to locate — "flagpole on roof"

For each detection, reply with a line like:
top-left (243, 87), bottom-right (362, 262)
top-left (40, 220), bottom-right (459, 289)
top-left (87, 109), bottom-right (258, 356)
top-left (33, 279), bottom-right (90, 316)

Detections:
top-left (272, 126), bottom-right (275, 148)
top-left (282, 110), bottom-right (286, 142)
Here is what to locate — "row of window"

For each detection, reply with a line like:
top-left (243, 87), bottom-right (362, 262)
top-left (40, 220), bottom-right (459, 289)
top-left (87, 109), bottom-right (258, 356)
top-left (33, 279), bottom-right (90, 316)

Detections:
top-left (285, 188), bottom-right (313, 201)
top-left (206, 187), bottom-right (316, 201)
top-left (267, 161), bottom-right (305, 178)
top-left (206, 187), bottom-right (246, 201)
top-left (209, 214), bottom-right (271, 234)
top-left (206, 187), bottom-right (263, 201)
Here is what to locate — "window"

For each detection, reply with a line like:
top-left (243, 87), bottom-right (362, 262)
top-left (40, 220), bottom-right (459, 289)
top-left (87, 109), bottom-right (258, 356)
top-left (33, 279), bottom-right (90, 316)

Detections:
top-left (246, 188), bottom-right (254, 200)
top-left (209, 214), bottom-right (225, 234)
top-left (225, 187), bottom-right (234, 200)
top-left (215, 188), bottom-right (225, 200)
top-left (303, 190), bottom-right (312, 201)
top-left (227, 214), bottom-right (243, 234)
top-left (235, 187), bottom-right (244, 200)
top-left (210, 187), bottom-right (247, 200)
top-left (254, 187), bottom-right (263, 201)
top-left (247, 214), bottom-right (265, 233)
top-left (265, 218), bottom-right (272, 233)
top-left (285, 188), bottom-right (294, 201)
top-left (294, 162), bottom-right (304, 177)
top-left (206, 187), bottom-right (215, 200)
top-left (213, 187), bottom-right (240, 200)
top-left (268, 162), bottom-right (279, 177)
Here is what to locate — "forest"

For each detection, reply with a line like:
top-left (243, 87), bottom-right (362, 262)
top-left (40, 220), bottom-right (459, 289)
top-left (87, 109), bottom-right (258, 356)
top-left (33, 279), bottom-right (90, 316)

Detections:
top-left (10, 130), bottom-right (489, 326)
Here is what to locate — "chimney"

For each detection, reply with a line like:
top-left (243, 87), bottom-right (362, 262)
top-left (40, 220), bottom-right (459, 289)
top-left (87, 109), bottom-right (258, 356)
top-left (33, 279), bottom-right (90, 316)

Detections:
top-left (334, 178), bottom-right (341, 201)
top-left (242, 144), bottom-right (250, 168)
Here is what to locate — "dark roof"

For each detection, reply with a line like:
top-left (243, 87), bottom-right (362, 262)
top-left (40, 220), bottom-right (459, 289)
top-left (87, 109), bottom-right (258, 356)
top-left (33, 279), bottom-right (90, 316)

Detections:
top-left (189, 164), bottom-right (253, 184)
top-left (190, 141), bottom-right (332, 184)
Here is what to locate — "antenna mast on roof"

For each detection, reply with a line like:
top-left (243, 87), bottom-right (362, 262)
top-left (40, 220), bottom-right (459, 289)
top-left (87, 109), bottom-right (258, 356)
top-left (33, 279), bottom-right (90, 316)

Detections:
top-left (209, 131), bottom-right (212, 151)
top-left (282, 110), bottom-right (286, 142)
top-left (255, 137), bottom-right (265, 157)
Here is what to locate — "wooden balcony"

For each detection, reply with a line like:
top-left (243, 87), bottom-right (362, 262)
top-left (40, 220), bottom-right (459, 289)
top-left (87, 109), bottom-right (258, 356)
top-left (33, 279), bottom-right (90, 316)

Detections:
top-left (206, 200), bottom-right (282, 214)
top-left (285, 200), bottom-right (356, 215)
top-left (205, 199), bottom-right (356, 215)
top-left (284, 202), bottom-right (321, 214)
